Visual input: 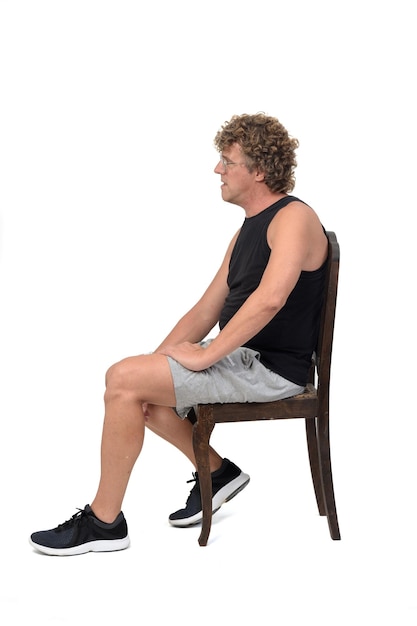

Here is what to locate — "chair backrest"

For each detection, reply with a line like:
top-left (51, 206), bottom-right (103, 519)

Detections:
top-left (316, 231), bottom-right (340, 407)
top-left (195, 230), bottom-right (340, 424)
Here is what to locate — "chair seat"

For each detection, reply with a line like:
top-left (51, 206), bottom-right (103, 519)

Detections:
top-left (200, 383), bottom-right (318, 423)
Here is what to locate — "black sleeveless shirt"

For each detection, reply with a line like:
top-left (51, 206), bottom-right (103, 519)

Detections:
top-left (219, 196), bottom-right (326, 386)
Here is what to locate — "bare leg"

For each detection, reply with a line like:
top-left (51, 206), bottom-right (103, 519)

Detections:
top-left (145, 404), bottom-right (223, 471)
top-left (90, 353), bottom-right (223, 523)
top-left (90, 353), bottom-right (176, 522)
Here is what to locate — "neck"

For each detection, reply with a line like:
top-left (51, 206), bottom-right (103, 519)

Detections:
top-left (241, 191), bottom-right (287, 218)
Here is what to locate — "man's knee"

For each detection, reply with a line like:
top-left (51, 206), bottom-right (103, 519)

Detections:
top-left (105, 358), bottom-right (137, 398)
top-left (104, 353), bottom-right (175, 408)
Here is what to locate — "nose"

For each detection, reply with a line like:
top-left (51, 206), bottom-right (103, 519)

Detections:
top-left (214, 160), bottom-right (225, 174)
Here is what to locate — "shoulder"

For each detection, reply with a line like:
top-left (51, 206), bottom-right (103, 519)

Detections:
top-left (267, 199), bottom-right (327, 270)
top-left (268, 199), bottom-right (319, 238)
top-left (276, 198), bottom-right (318, 220)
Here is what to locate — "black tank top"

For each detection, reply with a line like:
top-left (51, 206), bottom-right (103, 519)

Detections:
top-left (219, 196), bottom-right (326, 386)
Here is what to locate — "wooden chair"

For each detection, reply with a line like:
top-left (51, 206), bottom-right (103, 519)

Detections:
top-left (192, 231), bottom-right (341, 546)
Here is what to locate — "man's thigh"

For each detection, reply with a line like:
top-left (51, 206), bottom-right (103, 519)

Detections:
top-left (167, 345), bottom-right (303, 418)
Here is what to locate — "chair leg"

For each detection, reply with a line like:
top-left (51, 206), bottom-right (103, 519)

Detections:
top-left (192, 406), bottom-right (215, 546)
top-left (317, 412), bottom-right (341, 540)
top-left (305, 418), bottom-right (326, 516)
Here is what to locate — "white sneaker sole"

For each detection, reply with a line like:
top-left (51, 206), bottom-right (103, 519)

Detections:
top-left (169, 472), bottom-right (250, 527)
top-left (29, 535), bottom-right (130, 556)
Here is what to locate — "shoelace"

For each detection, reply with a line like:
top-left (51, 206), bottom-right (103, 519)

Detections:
top-left (186, 472), bottom-right (198, 486)
top-left (184, 473), bottom-right (200, 504)
top-left (57, 508), bottom-right (88, 530)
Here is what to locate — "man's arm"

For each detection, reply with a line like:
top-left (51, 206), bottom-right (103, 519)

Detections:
top-left (159, 202), bottom-right (328, 370)
top-left (154, 231), bottom-right (239, 351)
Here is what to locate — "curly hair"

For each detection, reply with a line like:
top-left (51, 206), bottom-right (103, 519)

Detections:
top-left (214, 113), bottom-right (299, 194)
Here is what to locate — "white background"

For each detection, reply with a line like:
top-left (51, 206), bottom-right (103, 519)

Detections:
top-left (0, 1), bottom-right (416, 624)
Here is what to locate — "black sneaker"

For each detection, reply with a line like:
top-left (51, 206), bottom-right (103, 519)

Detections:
top-left (29, 505), bottom-right (130, 556)
top-left (169, 458), bottom-right (250, 527)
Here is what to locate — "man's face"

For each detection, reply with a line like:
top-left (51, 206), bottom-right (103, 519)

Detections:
top-left (214, 143), bottom-right (258, 208)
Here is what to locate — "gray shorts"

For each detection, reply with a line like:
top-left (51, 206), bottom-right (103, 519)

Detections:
top-left (167, 340), bottom-right (304, 419)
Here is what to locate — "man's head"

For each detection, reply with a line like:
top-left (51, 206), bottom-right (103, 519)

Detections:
top-left (214, 113), bottom-right (299, 194)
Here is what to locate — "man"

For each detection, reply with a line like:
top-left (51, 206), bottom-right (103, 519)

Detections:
top-left (30, 113), bottom-right (328, 555)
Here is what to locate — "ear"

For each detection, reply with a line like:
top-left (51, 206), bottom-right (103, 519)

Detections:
top-left (255, 170), bottom-right (265, 182)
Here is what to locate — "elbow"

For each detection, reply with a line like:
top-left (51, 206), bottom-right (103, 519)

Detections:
top-left (262, 294), bottom-right (286, 316)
